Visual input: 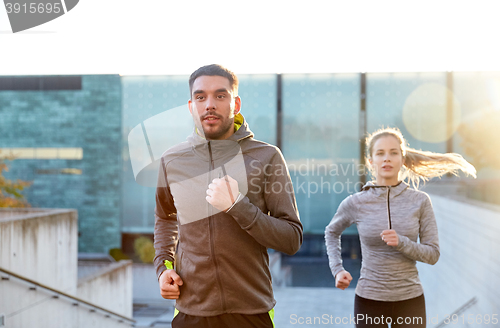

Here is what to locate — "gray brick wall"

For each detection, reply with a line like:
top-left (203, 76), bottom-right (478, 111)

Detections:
top-left (0, 75), bottom-right (122, 253)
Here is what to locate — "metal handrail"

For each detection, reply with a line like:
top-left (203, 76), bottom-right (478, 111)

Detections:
top-left (0, 266), bottom-right (135, 325)
top-left (434, 297), bottom-right (478, 328)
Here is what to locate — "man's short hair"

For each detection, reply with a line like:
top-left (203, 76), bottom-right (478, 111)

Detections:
top-left (189, 64), bottom-right (239, 96)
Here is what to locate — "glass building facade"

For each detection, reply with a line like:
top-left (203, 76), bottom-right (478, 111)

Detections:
top-left (283, 73), bottom-right (360, 234)
top-left (1, 72), bottom-right (498, 258)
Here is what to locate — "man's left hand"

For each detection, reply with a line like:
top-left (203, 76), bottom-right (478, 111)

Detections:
top-left (206, 175), bottom-right (239, 211)
top-left (381, 229), bottom-right (399, 247)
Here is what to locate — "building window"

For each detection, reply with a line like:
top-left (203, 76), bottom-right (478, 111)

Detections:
top-left (0, 76), bottom-right (82, 91)
top-left (36, 168), bottom-right (82, 175)
top-left (0, 148), bottom-right (83, 160)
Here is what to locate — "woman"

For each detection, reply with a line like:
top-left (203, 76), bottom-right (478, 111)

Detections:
top-left (325, 127), bottom-right (476, 328)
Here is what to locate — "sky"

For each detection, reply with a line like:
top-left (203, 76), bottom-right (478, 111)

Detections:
top-left (0, 0), bottom-right (500, 75)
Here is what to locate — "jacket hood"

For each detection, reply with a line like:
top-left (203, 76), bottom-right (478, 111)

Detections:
top-left (361, 180), bottom-right (409, 197)
top-left (186, 113), bottom-right (254, 161)
top-left (187, 113), bottom-right (254, 145)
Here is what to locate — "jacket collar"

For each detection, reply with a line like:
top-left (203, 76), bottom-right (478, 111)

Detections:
top-left (361, 180), bottom-right (409, 197)
top-left (186, 113), bottom-right (254, 161)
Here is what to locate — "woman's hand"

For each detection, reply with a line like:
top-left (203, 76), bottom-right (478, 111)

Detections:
top-left (335, 270), bottom-right (352, 290)
top-left (381, 229), bottom-right (399, 247)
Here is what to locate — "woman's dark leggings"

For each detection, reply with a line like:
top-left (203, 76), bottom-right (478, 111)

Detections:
top-left (354, 294), bottom-right (426, 328)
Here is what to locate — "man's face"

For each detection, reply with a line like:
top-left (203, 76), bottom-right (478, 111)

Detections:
top-left (188, 75), bottom-right (241, 140)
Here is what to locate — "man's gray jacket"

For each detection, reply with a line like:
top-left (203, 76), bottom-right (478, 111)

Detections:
top-left (154, 113), bottom-right (303, 316)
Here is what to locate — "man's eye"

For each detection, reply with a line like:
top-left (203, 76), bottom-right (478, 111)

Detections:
top-left (217, 94), bottom-right (225, 99)
top-left (196, 96), bottom-right (204, 100)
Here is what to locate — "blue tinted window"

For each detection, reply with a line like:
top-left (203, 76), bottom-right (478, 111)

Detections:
top-left (282, 73), bottom-right (360, 233)
top-left (366, 72), bottom-right (447, 154)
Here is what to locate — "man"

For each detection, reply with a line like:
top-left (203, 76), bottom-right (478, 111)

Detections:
top-left (154, 64), bottom-right (303, 328)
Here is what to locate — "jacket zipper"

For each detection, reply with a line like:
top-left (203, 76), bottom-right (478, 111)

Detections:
top-left (386, 186), bottom-right (392, 230)
top-left (207, 141), bottom-right (227, 311)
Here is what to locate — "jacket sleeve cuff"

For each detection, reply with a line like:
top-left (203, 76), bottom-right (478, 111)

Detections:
top-left (333, 266), bottom-right (345, 279)
top-left (157, 259), bottom-right (174, 280)
top-left (395, 234), bottom-right (409, 251)
top-left (225, 192), bottom-right (243, 213)
top-left (226, 195), bottom-right (258, 229)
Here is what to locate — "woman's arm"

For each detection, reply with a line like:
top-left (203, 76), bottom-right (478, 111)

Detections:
top-left (395, 194), bottom-right (440, 265)
top-left (325, 195), bottom-right (357, 278)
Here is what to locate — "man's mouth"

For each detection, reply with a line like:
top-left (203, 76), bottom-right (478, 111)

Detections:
top-left (203, 115), bottom-right (220, 122)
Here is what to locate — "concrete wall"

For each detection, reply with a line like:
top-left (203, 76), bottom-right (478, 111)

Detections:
top-left (0, 275), bottom-right (133, 328)
top-left (132, 263), bottom-right (164, 303)
top-left (0, 208), bottom-right (78, 294)
top-left (77, 260), bottom-right (133, 317)
top-left (0, 209), bottom-right (134, 327)
top-left (418, 194), bottom-right (500, 327)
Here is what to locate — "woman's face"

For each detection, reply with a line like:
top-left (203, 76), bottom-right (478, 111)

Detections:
top-left (369, 135), bottom-right (403, 183)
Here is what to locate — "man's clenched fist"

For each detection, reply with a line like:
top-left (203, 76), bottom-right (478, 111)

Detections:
top-left (206, 175), bottom-right (239, 211)
top-left (159, 269), bottom-right (184, 299)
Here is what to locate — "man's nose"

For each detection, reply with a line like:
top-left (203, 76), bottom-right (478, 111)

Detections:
top-left (205, 96), bottom-right (216, 110)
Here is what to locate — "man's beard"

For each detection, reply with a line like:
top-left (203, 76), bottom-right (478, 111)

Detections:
top-left (202, 116), bottom-right (234, 140)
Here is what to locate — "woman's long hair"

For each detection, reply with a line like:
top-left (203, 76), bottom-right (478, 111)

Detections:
top-left (365, 127), bottom-right (477, 189)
